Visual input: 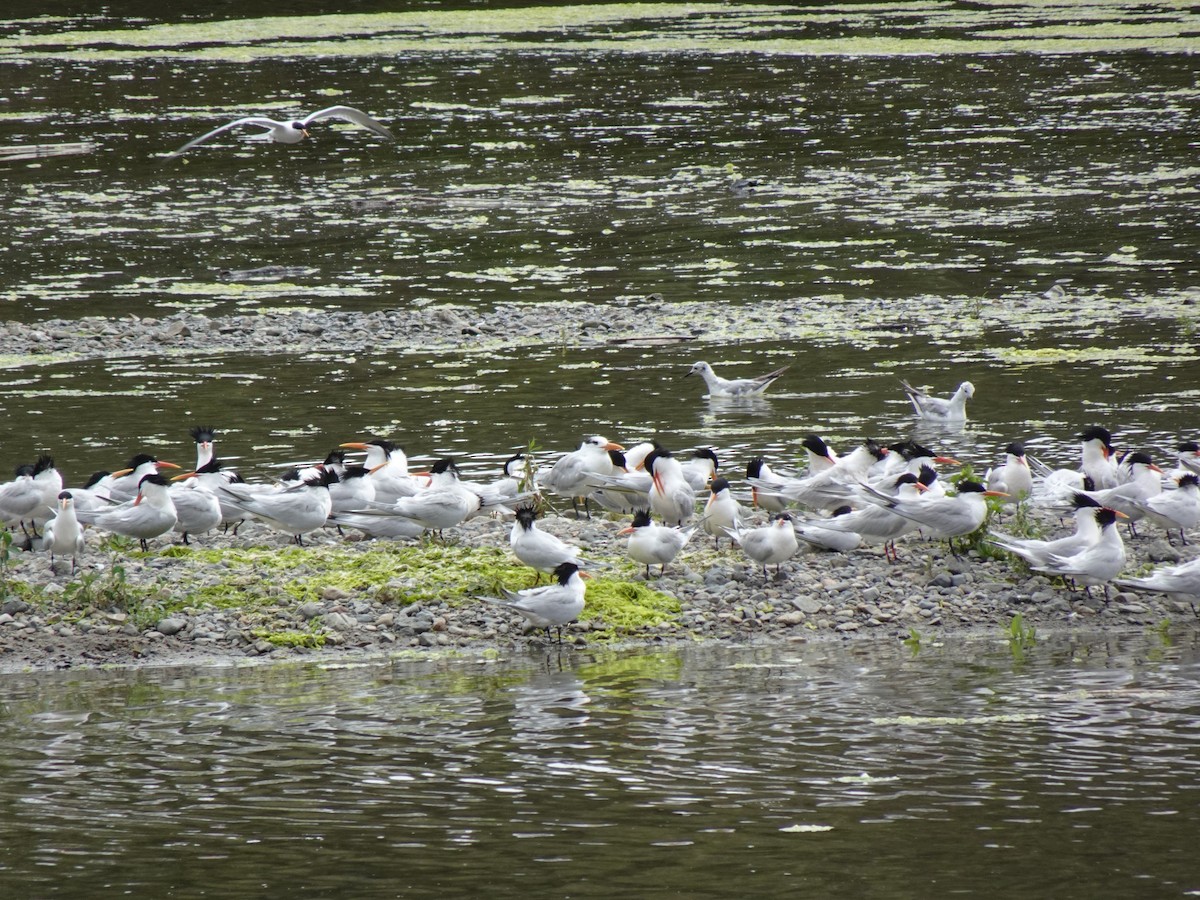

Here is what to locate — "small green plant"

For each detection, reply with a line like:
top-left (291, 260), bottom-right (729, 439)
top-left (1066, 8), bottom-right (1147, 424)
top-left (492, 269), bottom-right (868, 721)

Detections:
top-left (1006, 613), bottom-right (1037, 661)
top-left (903, 626), bottom-right (922, 655)
top-left (1153, 618), bottom-right (1172, 647)
top-left (0, 530), bottom-right (12, 603)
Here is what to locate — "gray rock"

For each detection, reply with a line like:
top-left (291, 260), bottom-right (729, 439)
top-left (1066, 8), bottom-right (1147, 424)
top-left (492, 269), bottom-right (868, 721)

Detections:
top-left (1, 599), bottom-right (31, 615)
top-left (156, 618), bottom-right (186, 636)
top-left (297, 601), bottom-right (324, 620)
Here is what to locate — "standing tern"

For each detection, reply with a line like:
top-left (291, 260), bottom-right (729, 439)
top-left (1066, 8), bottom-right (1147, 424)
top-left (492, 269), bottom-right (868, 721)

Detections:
top-left (817, 472), bottom-right (928, 561)
top-left (340, 439), bottom-right (423, 503)
top-left (538, 435), bottom-right (624, 519)
top-left (0, 454), bottom-right (62, 534)
top-left (726, 514), bottom-right (800, 578)
top-left (41, 491), bottom-right (84, 574)
top-left (1126, 473), bottom-right (1200, 544)
top-left (685, 360), bottom-right (789, 398)
top-left (988, 493), bottom-right (1104, 567)
top-left (619, 509), bottom-right (698, 578)
top-left (794, 506), bottom-right (864, 553)
top-left (745, 458), bottom-right (790, 513)
top-left (801, 434), bottom-right (839, 474)
top-left (510, 506), bottom-right (587, 579)
top-left (645, 448), bottom-right (697, 526)
top-left (482, 561), bottom-right (588, 643)
top-left (900, 379), bottom-right (974, 421)
top-left (1075, 451), bottom-right (1162, 533)
top-left (985, 441), bottom-right (1033, 502)
top-left (1169, 440), bottom-right (1200, 479)
top-left (75, 473), bottom-right (179, 551)
top-left (64, 471), bottom-right (116, 515)
top-left (108, 454), bottom-right (181, 503)
top-left (364, 458), bottom-right (510, 535)
top-left (167, 105), bottom-right (394, 157)
top-left (701, 477), bottom-right (743, 548)
top-left (1033, 507), bottom-right (1127, 600)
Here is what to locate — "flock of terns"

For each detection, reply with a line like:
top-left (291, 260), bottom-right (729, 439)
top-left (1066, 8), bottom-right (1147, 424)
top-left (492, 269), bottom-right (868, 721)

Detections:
top-left (3, 362), bottom-right (1200, 640)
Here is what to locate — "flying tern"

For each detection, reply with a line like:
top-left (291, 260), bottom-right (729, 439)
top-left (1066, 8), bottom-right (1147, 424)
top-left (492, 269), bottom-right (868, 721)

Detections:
top-left (167, 105), bottom-right (394, 157)
top-left (685, 360), bottom-right (788, 398)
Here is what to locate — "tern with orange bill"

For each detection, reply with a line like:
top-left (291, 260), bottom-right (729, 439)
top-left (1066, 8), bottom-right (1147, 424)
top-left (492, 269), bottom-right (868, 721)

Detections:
top-left (481, 561), bottom-right (588, 643)
top-left (75, 473), bottom-right (178, 551)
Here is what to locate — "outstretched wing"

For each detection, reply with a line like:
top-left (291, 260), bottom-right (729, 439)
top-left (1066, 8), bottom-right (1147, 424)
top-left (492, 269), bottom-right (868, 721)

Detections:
top-left (301, 106), bottom-right (394, 139)
top-left (166, 117), bottom-right (282, 157)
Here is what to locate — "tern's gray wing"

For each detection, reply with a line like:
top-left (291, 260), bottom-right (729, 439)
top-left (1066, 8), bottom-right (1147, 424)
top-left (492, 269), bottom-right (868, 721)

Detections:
top-left (166, 117), bottom-right (283, 157)
top-left (301, 106), bottom-right (394, 139)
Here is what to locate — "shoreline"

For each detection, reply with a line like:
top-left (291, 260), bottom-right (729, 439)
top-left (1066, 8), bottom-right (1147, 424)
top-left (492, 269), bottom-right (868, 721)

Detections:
top-left (1, 507), bottom-right (1194, 675)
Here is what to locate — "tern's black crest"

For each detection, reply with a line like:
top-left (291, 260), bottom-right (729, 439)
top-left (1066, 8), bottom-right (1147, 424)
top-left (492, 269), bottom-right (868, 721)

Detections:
top-left (368, 439), bottom-right (399, 455)
top-left (342, 465), bottom-right (370, 480)
top-left (956, 480), bottom-right (986, 494)
top-left (830, 505), bottom-right (853, 518)
top-left (774, 513), bottom-right (794, 523)
top-left (1179, 474), bottom-right (1200, 489)
top-left (864, 439), bottom-right (887, 462)
top-left (84, 471), bottom-right (110, 489)
top-left (630, 509), bottom-right (653, 529)
top-left (1123, 451), bottom-right (1154, 468)
top-left (917, 465), bottom-right (938, 487)
top-left (12, 464), bottom-right (34, 478)
top-left (139, 473), bottom-right (170, 490)
top-left (305, 469), bottom-right (338, 489)
top-left (1178, 441), bottom-right (1200, 453)
top-left (894, 472), bottom-right (920, 488)
top-left (515, 506), bottom-right (538, 529)
top-left (190, 425), bottom-right (217, 443)
top-left (33, 454), bottom-right (56, 475)
top-left (608, 449), bottom-right (627, 469)
top-left (801, 434), bottom-right (831, 458)
top-left (503, 452), bottom-right (525, 473)
top-left (1094, 507), bottom-right (1120, 528)
top-left (692, 447), bottom-right (719, 467)
top-left (195, 457), bottom-right (224, 475)
top-left (1078, 426), bottom-right (1113, 446)
top-left (746, 457), bottom-right (767, 479)
top-left (710, 477), bottom-right (731, 494)
top-left (323, 449), bottom-right (347, 467)
top-left (58, 490), bottom-right (73, 501)
top-left (280, 467), bottom-right (302, 483)
top-left (124, 453), bottom-right (159, 470)
top-left (552, 561), bottom-right (580, 585)
top-left (1005, 441), bottom-right (1027, 457)
top-left (430, 458), bottom-right (459, 477)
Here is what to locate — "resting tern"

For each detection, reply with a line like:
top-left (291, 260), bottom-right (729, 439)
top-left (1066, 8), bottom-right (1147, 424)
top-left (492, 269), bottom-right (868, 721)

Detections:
top-left (701, 477), bottom-right (743, 548)
top-left (1114, 556), bottom-right (1200, 600)
top-left (745, 458), bottom-right (789, 513)
top-left (748, 439), bottom-right (888, 512)
top-left (985, 441), bottom-right (1033, 502)
top-left (1126, 473), bottom-right (1200, 544)
top-left (482, 561), bottom-right (588, 643)
top-left (108, 454), bottom-right (180, 503)
top-left (168, 472), bottom-right (223, 544)
top-left (1033, 507), bottom-right (1127, 599)
top-left (988, 493), bottom-right (1104, 568)
top-left (510, 506), bottom-right (587, 578)
top-left (1170, 440), bottom-right (1200, 478)
top-left (726, 514), bottom-right (800, 577)
top-left (645, 448), bottom-right (697, 526)
top-left (619, 509), bottom-right (698, 577)
top-left (326, 510), bottom-right (424, 541)
top-left (685, 360), bottom-right (789, 398)
top-left (900, 379), bottom-right (974, 421)
top-left (794, 506), bottom-right (864, 553)
top-left (167, 105), bottom-right (394, 157)
top-left (365, 458), bottom-right (510, 535)
top-left (538, 435), bottom-right (624, 519)
top-left (818, 472), bottom-right (928, 561)
top-left (861, 479), bottom-right (1006, 554)
top-left (684, 448), bottom-right (720, 491)
top-left (1075, 451), bottom-right (1162, 533)
top-left (801, 434), bottom-right (838, 474)
top-left (75, 473), bottom-right (179, 551)
top-left (327, 464), bottom-right (376, 517)
top-left (1074, 426), bottom-right (1120, 490)
top-left (340, 439), bottom-right (423, 503)
top-left (41, 491), bottom-right (84, 574)
top-left (66, 471), bottom-right (116, 515)
top-left (219, 469), bottom-right (335, 545)
top-left (0, 454), bottom-right (61, 534)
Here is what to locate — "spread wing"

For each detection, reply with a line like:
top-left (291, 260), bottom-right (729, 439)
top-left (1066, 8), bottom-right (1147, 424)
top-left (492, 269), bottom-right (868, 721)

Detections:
top-left (166, 117), bottom-right (283, 157)
top-left (301, 106), bottom-right (394, 139)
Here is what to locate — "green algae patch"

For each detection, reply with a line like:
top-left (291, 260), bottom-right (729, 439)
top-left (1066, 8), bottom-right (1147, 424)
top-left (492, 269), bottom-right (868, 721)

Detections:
top-left (581, 579), bottom-right (680, 638)
top-left (173, 542), bottom-right (533, 609)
